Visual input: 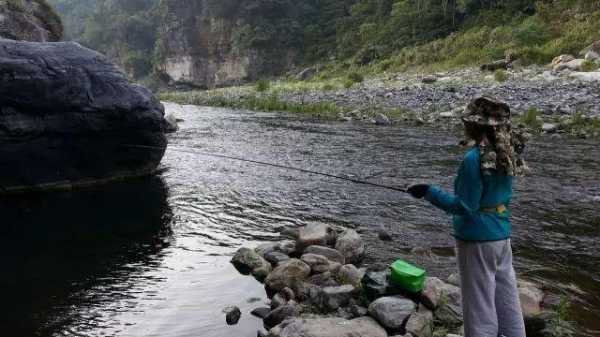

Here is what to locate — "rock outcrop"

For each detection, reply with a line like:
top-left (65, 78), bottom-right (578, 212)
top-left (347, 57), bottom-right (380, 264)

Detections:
top-left (154, 0), bottom-right (299, 88)
top-left (0, 39), bottom-right (167, 193)
top-left (0, 0), bottom-right (62, 42)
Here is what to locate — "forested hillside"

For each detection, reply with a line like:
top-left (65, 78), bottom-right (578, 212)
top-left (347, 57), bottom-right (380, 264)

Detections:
top-left (48, 0), bottom-right (600, 87)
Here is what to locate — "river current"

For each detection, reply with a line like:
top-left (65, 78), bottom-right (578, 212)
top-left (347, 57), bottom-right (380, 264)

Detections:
top-left (2, 103), bottom-right (599, 337)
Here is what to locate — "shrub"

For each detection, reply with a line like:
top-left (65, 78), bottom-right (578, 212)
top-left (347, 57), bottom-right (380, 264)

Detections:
top-left (321, 83), bottom-right (335, 91)
top-left (343, 79), bottom-right (355, 89)
top-left (494, 69), bottom-right (509, 82)
top-left (347, 72), bottom-right (364, 83)
top-left (581, 60), bottom-right (599, 72)
top-left (255, 79), bottom-right (270, 92)
top-left (521, 107), bottom-right (543, 130)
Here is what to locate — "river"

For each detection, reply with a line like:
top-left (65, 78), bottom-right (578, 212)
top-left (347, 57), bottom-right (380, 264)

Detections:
top-left (2, 103), bottom-right (599, 337)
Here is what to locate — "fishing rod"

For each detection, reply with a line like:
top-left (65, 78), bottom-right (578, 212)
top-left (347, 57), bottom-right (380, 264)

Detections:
top-left (125, 144), bottom-right (409, 194)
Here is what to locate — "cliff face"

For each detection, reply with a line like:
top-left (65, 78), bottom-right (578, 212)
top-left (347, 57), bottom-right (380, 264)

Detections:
top-left (155, 0), bottom-right (302, 88)
top-left (0, 0), bottom-right (63, 42)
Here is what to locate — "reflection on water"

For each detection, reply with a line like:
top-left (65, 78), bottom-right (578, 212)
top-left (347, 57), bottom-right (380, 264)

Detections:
top-left (2, 103), bottom-right (599, 337)
top-left (0, 177), bottom-right (173, 337)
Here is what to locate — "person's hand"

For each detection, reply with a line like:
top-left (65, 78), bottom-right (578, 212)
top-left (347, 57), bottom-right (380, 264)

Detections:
top-left (408, 184), bottom-right (429, 199)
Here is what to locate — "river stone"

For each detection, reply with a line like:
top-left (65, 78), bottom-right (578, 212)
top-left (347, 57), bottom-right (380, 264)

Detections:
top-left (265, 251), bottom-right (291, 266)
top-left (251, 307), bottom-right (272, 319)
top-left (374, 113), bottom-right (391, 125)
top-left (267, 316), bottom-right (388, 337)
top-left (554, 59), bottom-right (585, 72)
top-left (362, 269), bottom-right (403, 301)
top-left (0, 39), bottom-right (167, 193)
top-left (165, 113), bottom-right (179, 132)
top-left (256, 242), bottom-right (281, 257)
top-left (265, 259), bottom-right (311, 293)
top-left (296, 223), bottom-right (335, 252)
top-left (368, 296), bottom-right (416, 330)
top-left (421, 277), bottom-right (460, 310)
top-left (337, 264), bottom-right (363, 287)
top-left (551, 54), bottom-right (575, 68)
top-left (320, 285), bottom-right (357, 310)
top-left (309, 271), bottom-right (338, 287)
top-left (447, 273), bottom-right (460, 287)
top-left (224, 306), bottom-right (241, 325)
top-left (518, 280), bottom-right (544, 318)
top-left (422, 76), bottom-right (437, 84)
top-left (304, 245), bottom-right (345, 264)
top-left (231, 247), bottom-right (272, 279)
top-left (542, 123), bottom-right (558, 133)
top-left (264, 302), bottom-right (301, 329)
top-left (406, 308), bottom-right (434, 337)
top-left (301, 253), bottom-right (331, 274)
top-left (335, 229), bottom-right (365, 265)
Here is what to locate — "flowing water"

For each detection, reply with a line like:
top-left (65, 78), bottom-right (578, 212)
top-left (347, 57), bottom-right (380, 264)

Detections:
top-left (2, 104), bottom-right (599, 337)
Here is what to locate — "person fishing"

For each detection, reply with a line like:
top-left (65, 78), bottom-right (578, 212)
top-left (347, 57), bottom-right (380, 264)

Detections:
top-left (407, 96), bottom-right (529, 337)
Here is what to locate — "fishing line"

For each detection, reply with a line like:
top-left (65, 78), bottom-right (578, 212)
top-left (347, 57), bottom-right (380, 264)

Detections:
top-left (125, 144), bottom-right (409, 193)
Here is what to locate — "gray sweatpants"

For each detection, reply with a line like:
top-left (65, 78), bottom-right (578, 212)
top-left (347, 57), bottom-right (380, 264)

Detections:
top-left (456, 239), bottom-right (526, 337)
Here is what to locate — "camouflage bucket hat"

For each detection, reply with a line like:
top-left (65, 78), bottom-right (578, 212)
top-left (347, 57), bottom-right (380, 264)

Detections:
top-left (461, 96), bottom-right (511, 126)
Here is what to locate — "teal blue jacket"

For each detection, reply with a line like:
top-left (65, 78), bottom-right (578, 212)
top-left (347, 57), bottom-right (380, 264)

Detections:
top-left (425, 147), bottom-right (513, 242)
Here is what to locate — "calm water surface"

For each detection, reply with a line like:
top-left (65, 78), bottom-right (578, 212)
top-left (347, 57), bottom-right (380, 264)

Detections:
top-left (2, 103), bottom-right (599, 336)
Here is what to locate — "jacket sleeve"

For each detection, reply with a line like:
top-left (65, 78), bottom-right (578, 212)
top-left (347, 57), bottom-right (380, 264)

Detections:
top-left (424, 152), bottom-right (483, 220)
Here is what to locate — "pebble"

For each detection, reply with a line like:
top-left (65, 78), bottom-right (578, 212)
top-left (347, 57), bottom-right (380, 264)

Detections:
top-left (224, 306), bottom-right (241, 325)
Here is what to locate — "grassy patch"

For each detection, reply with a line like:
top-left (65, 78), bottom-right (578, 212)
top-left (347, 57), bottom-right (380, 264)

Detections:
top-left (520, 107), bottom-right (543, 131)
top-left (159, 91), bottom-right (343, 119)
top-left (580, 60), bottom-right (599, 72)
top-left (494, 69), bottom-right (509, 82)
top-left (255, 79), bottom-right (270, 92)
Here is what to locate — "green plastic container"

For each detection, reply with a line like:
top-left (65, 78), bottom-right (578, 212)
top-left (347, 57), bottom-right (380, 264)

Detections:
top-left (389, 259), bottom-right (426, 293)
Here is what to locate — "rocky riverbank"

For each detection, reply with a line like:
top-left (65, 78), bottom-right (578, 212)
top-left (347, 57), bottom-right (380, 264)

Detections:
top-left (229, 224), bottom-right (569, 337)
top-left (160, 63), bottom-right (600, 139)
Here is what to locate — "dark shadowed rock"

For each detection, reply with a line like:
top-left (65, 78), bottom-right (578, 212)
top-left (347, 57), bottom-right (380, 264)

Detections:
top-left (264, 302), bottom-right (300, 329)
top-left (224, 306), bottom-right (241, 325)
top-left (0, 39), bottom-right (167, 193)
top-left (251, 307), bottom-right (272, 319)
top-left (231, 247), bottom-right (272, 281)
top-left (304, 245), bottom-right (345, 264)
top-left (265, 251), bottom-right (291, 266)
top-left (319, 285), bottom-right (357, 311)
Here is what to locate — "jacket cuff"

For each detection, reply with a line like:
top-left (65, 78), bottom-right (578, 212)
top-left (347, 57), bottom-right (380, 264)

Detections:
top-left (424, 186), bottom-right (437, 203)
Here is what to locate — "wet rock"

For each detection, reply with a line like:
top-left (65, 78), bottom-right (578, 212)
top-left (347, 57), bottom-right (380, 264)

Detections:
top-left (0, 40), bottom-right (167, 193)
top-left (304, 245), bottom-right (345, 264)
top-left (265, 251), bottom-right (291, 266)
top-left (335, 229), bottom-right (365, 265)
top-left (268, 316), bottom-right (388, 337)
top-left (296, 224), bottom-right (335, 252)
top-left (224, 306), bottom-right (241, 325)
top-left (280, 227), bottom-right (300, 240)
top-left (337, 264), bottom-right (363, 287)
top-left (406, 307), bottom-right (434, 337)
top-left (377, 228), bottom-right (393, 241)
top-left (362, 269), bottom-right (403, 301)
top-left (264, 302), bottom-right (301, 329)
top-left (374, 113), bottom-right (392, 125)
top-left (265, 259), bottom-right (311, 293)
top-left (252, 307), bottom-right (272, 319)
top-left (279, 240), bottom-right (298, 256)
top-left (368, 296), bottom-right (416, 331)
top-left (301, 253), bottom-right (331, 274)
top-left (518, 280), bottom-right (544, 318)
top-left (231, 248), bottom-right (273, 281)
top-left (320, 285), bottom-right (357, 310)
top-left (165, 113), bottom-right (179, 132)
top-left (255, 242), bottom-right (281, 257)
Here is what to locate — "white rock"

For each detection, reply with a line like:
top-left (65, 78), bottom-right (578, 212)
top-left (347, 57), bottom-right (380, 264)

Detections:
top-left (334, 229), bottom-right (365, 265)
top-left (569, 71), bottom-right (600, 82)
top-left (368, 296), bottom-right (416, 330)
top-left (439, 111), bottom-right (454, 118)
top-left (542, 123), bottom-right (557, 133)
top-left (585, 50), bottom-right (599, 62)
top-left (553, 59), bottom-right (585, 72)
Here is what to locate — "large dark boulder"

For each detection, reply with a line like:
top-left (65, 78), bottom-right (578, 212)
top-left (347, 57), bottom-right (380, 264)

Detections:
top-left (0, 39), bottom-right (167, 193)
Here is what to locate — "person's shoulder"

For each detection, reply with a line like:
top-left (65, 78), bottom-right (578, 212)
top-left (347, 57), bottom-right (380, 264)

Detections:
top-left (463, 147), bottom-right (480, 163)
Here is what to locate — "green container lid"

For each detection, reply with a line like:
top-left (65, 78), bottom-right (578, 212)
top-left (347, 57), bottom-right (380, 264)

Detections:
top-left (389, 259), bottom-right (426, 293)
